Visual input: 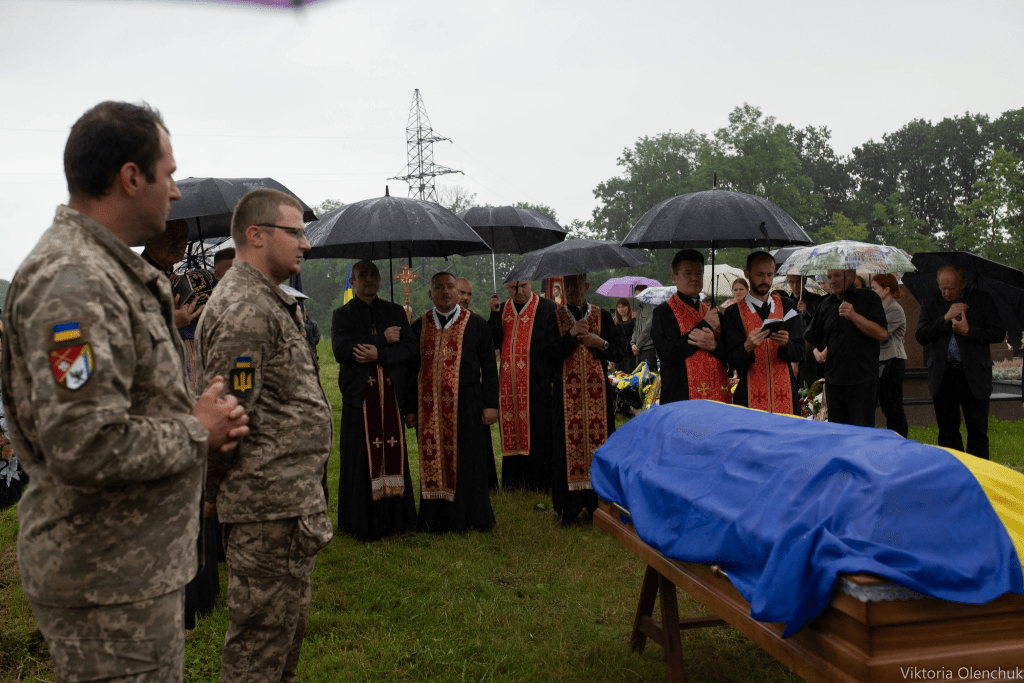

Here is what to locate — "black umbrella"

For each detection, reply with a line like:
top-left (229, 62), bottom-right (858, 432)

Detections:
top-left (620, 188), bottom-right (813, 298)
top-left (503, 238), bottom-right (651, 284)
top-left (457, 206), bottom-right (568, 290)
top-left (903, 252), bottom-right (1023, 349)
top-left (304, 189), bottom-right (490, 301)
top-left (169, 177), bottom-right (317, 241)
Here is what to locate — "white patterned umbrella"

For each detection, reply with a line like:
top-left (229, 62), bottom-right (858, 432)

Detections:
top-left (777, 240), bottom-right (915, 276)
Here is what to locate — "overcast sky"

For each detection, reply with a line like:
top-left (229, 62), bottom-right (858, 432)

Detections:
top-left (1, 0), bottom-right (1022, 281)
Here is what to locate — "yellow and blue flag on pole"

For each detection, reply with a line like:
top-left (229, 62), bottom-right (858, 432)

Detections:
top-left (342, 262), bottom-right (353, 304)
top-left (592, 400), bottom-right (1024, 636)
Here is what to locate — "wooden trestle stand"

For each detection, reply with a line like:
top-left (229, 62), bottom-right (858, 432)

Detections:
top-left (594, 499), bottom-right (1024, 683)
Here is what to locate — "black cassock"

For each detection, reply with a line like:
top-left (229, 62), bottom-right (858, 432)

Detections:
top-left (332, 296), bottom-right (418, 541)
top-left (544, 303), bottom-right (622, 524)
top-left (487, 295), bottom-right (558, 492)
top-left (408, 311), bottom-right (499, 533)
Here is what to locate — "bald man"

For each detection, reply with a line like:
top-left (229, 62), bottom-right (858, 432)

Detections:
top-left (331, 260), bottom-right (418, 540)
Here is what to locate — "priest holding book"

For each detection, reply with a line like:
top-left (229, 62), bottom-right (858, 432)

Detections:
top-left (720, 251), bottom-right (804, 414)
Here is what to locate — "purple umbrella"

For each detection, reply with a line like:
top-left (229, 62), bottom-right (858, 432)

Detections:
top-left (596, 276), bottom-right (662, 298)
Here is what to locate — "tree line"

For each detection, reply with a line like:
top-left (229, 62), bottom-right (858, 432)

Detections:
top-left (299, 103), bottom-right (1024, 331)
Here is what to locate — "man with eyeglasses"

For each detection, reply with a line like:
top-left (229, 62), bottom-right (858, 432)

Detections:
top-left (488, 280), bottom-right (557, 491)
top-left (196, 188), bottom-right (333, 680)
top-left (916, 265), bottom-right (1004, 459)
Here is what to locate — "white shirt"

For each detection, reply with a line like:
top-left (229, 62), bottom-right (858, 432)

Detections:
top-left (431, 304), bottom-right (462, 329)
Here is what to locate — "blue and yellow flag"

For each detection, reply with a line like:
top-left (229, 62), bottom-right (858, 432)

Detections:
top-left (343, 262), bottom-right (353, 304)
top-left (592, 401), bottom-right (1024, 636)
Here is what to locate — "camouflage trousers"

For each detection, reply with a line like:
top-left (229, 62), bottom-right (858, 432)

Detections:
top-left (221, 513), bottom-right (332, 683)
top-left (32, 588), bottom-right (185, 683)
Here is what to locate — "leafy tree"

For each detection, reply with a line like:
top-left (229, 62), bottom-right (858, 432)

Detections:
top-left (814, 213), bottom-right (870, 244)
top-left (513, 201), bottom-right (558, 222)
top-left (870, 193), bottom-right (937, 253)
top-left (0, 278), bottom-right (9, 314)
top-left (953, 148), bottom-right (1024, 269)
top-left (590, 130), bottom-right (711, 241)
top-left (849, 113), bottom-right (993, 246)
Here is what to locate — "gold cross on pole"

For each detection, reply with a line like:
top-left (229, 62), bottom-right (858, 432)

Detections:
top-left (395, 265), bottom-right (419, 312)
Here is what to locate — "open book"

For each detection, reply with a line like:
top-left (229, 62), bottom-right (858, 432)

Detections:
top-left (760, 308), bottom-right (799, 334)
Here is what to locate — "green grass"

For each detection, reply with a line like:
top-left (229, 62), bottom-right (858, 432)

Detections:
top-left (3, 340), bottom-right (1024, 681)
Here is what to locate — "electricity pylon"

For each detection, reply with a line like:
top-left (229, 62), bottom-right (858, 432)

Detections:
top-left (390, 89), bottom-right (462, 202)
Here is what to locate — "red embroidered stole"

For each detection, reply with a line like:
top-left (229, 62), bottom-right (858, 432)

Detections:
top-left (417, 308), bottom-right (470, 502)
top-left (737, 294), bottom-right (793, 414)
top-left (363, 364), bottom-right (405, 500)
top-left (667, 295), bottom-right (731, 403)
top-left (555, 305), bottom-right (609, 492)
top-left (498, 294), bottom-right (539, 457)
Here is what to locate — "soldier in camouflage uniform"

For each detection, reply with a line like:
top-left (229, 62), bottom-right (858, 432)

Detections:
top-left (195, 188), bottom-right (333, 683)
top-left (0, 101), bottom-right (249, 682)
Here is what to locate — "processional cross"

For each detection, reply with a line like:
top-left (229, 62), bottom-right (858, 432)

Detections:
top-left (395, 265), bottom-right (419, 322)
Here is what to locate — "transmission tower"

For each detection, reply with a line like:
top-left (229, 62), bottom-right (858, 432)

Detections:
top-left (390, 89), bottom-right (462, 202)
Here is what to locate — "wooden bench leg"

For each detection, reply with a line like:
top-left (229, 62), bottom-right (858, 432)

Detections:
top-left (631, 565), bottom-right (660, 653)
top-left (658, 572), bottom-right (685, 682)
top-left (630, 564), bottom-right (729, 683)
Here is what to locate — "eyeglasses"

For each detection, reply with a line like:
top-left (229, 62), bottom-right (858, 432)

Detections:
top-left (258, 224), bottom-right (307, 241)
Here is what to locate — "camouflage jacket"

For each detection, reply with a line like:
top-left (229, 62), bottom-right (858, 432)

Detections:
top-left (195, 259), bottom-right (332, 523)
top-left (0, 206), bottom-right (208, 607)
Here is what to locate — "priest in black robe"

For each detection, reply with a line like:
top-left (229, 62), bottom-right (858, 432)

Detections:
top-left (406, 272), bottom-right (499, 533)
top-left (488, 280), bottom-right (557, 492)
top-left (332, 261), bottom-right (418, 541)
top-left (544, 274), bottom-right (622, 526)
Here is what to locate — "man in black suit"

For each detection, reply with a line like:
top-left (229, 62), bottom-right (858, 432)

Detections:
top-left (915, 265), bottom-right (1005, 459)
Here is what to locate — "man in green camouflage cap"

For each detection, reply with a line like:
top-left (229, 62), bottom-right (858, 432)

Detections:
top-left (196, 187), bottom-right (333, 681)
top-left (0, 101), bottom-right (249, 681)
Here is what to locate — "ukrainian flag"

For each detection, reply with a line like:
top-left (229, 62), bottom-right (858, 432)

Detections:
top-left (343, 262), bottom-right (354, 304)
top-left (592, 401), bottom-right (1024, 636)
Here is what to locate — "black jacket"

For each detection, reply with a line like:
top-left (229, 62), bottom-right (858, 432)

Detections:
top-left (915, 287), bottom-right (1005, 399)
top-left (331, 297), bottom-right (417, 411)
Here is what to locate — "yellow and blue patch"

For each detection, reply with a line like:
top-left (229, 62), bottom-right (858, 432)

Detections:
top-left (52, 321), bottom-right (81, 343)
top-left (231, 356), bottom-right (254, 398)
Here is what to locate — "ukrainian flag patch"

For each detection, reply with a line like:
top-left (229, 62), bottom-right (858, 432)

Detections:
top-left (53, 322), bottom-right (82, 343)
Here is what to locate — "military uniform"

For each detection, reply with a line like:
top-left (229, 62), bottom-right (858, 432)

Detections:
top-left (0, 206), bottom-right (208, 681)
top-left (195, 259), bottom-right (333, 682)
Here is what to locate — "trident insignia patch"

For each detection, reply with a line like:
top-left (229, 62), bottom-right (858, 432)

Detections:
top-left (230, 356), bottom-right (254, 398)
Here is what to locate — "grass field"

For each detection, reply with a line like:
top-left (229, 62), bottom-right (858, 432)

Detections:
top-left (2, 341), bottom-right (1023, 681)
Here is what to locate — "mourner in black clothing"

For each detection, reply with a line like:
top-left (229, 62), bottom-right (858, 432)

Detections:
top-left (804, 269), bottom-right (887, 427)
top-left (916, 265), bottom-right (1005, 459)
top-left (332, 261), bottom-right (418, 540)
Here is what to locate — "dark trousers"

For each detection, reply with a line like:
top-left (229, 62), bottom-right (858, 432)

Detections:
top-left (826, 379), bottom-right (878, 428)
top-left (933, 362), bottom-right (990, 459)
top-left (878, 358), bottom-right (909, 438)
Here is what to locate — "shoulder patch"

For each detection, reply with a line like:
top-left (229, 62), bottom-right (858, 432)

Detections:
top-left (50, 343), bottom-right (93, 390)
top-left (230, 356), bottom-right (254, 397)
top-left (52, 321), bottom-right (82, 343)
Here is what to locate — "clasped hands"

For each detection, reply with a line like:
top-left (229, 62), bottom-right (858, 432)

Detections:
top-left (686, 307), bottom-right (721, 351)
top-left (192, 376), bottom-right (249, 455)
top-left (570, 320), bottom-right (604, 349)
top-left (945, 302), bottom-right (970, 335)
top-left (353, 326), bottom-right (402, 363)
